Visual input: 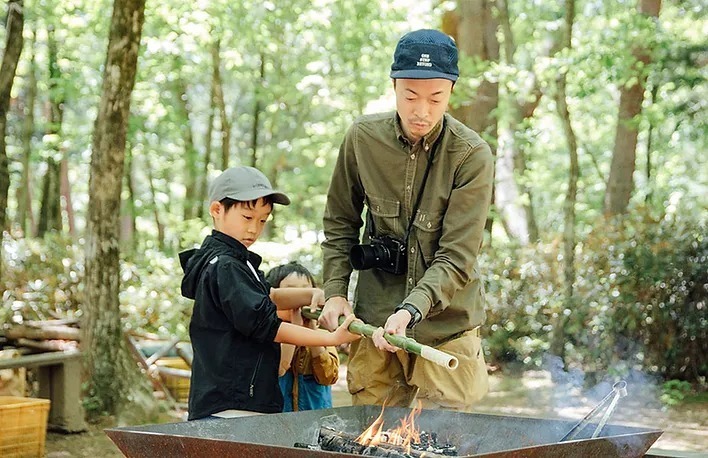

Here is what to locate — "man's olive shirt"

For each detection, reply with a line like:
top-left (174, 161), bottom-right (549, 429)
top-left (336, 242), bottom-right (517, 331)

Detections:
top-left (322, 111), bottom-right (494, 346)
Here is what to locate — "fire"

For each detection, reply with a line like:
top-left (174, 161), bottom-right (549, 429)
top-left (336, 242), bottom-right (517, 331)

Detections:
top-left (355, 401), bottom-right (423, 453)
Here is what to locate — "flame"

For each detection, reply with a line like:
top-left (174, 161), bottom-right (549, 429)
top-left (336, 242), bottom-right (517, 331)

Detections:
top-left (355, 401), bottom-right (423, 453)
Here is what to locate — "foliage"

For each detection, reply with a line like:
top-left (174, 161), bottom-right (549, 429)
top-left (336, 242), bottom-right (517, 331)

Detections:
top-left (482, 199), bottom-right (707, 387)
top-left (1, 0), bottom-right (706, 398)
top-left (660, 379), bottom-right (693, 406)
top-left (0, 228), bottom-right (322, 339)
top-left (1, 232), bottom-right (84, 324)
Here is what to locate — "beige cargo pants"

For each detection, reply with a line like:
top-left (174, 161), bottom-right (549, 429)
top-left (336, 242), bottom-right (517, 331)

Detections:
top-left (346, 329), bottom-right (489, 411)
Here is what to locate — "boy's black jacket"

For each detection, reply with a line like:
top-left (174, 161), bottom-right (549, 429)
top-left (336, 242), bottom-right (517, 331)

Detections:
top-left (180, 230), bottom-right (283, 420)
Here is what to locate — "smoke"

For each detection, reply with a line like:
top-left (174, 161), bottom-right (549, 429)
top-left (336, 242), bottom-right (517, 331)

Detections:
top-left (531, 353), bottom-right (681, 450)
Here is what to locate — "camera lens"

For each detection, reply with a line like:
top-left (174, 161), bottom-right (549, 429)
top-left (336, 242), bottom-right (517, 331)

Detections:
top-left (349, 243), bottom-right (388, 270)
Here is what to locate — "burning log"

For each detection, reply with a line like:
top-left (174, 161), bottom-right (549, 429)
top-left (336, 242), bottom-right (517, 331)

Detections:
top-left (317, 427), bottom-right (456, 457)
top-left (319, 427), bottom-right (451, 457)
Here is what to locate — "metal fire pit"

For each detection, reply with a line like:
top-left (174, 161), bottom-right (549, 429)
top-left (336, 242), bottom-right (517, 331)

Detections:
top-left (106, 405), bottom-right (662, 457)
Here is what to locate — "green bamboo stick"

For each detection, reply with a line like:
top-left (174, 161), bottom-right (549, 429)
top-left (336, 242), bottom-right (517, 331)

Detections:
top-left (301, 309), bottom-right (458, 370)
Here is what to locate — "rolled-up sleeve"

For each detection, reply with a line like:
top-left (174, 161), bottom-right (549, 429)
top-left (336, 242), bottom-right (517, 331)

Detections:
top-left (311, 346), bottom-right (340, 386)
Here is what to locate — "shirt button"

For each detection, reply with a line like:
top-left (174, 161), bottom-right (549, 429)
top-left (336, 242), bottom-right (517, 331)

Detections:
top-left (410, 247), bottom-right (415, 254)
top-left (424, 144), bottom-right (430, 151)
top-left (427, 222), bottom-right (432, 228)
top-left (408, 277), bottom-right (414, 285)
top-left (410, 154), bottom-right (415, 160)
top-left (406, 185), bottom-right (411, 191)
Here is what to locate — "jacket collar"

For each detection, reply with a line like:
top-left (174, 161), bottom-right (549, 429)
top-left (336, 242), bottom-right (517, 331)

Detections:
top-left (211, 230), bottom-right (262, 267)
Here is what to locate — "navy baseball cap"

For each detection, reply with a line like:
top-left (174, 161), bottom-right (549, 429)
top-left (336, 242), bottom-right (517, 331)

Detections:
top-left (390, 29), bottom-right (459, 82)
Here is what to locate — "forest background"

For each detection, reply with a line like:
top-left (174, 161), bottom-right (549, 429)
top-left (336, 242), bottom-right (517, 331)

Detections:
top-left (0, 0), bottom-right (705, 422)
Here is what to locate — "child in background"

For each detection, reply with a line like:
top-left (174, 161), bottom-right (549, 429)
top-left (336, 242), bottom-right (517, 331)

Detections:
top-left (179, 166), bottom-right (360, 420)
top-left (267, 262), bottom-right (339, 412)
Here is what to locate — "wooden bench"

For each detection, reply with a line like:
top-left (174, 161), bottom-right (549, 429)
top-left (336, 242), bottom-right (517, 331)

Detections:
top-left (0, 350), bottom-right (87, 432)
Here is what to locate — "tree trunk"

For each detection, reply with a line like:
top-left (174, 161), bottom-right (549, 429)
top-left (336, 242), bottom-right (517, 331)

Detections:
top-left (0, 0), bottom-right (24, 241)
top-left (645, 83), bottom-right (658, 204)
top-left (494, 0), bottom-right (543, 244)
top-left (82, 0), bottom-right (154, 420)
top-left (173, 70), bottom-right (198, 220)
top-left (120, 144), bottom-right (136, 251)
top-left (603, 0), bottom-right (662, 216)
top-left (37, 24), bottom-right (63, 236)
top-left (37, 158), bottom-right (61, 236)
top-left (60, 156), bottom-right (75, 235)
top-left (249, 53), bottom-right (265, 168)
top-left (196, 40), bottom-right (218, 220)
top-left (17, 22), bottom-right (35, 236)
top-left (211, 39), bottom-right (230, 170)
top-left (145, 155), bottom-right (165, 250)
top-left (443, 0), bottom-right (499, 240)
top-left (550, 0), bottom-right (579, 360)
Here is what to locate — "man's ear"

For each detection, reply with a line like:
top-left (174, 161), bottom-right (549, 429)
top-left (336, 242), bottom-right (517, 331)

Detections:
top-left (209, 201), bottom-right (222, 218)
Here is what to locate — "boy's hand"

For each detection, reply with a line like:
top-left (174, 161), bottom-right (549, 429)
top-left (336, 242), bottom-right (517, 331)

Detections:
top-left (290, 308), bottom-right (304, 327)
top-left (332, 313), bottom-right (361, 344)
top-left (303, 316), bottom-right (317, 330)
top-left (319, 296), bottom-right (352, 331)
top-left (309, 288), bottom-right (325, 312)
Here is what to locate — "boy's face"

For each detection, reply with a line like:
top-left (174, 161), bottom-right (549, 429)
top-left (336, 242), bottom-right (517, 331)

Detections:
top-left (394, 78), bottom-right (453, 143)
top-left (210, 198), bottom-right (272, 248)
top-left (279, 272), bottom-right (313, 289)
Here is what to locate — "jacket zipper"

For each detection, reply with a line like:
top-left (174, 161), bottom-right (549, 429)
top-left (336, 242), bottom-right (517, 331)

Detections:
top-left (249, 353), bottom-right (263, 398)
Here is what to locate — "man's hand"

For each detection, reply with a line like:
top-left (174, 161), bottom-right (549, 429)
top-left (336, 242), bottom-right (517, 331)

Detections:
top-left (371, 309), bottom-right (410, 352)
top-left (318, 296), bottom-right (352, 331)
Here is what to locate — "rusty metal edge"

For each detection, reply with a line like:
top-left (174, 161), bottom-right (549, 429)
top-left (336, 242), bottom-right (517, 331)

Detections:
top-left (472, 430), bottom-right (664, 458)
top-left (105, 428), bottom-right (329, 458)
top-left (105, 427), bottom-right (663, 458)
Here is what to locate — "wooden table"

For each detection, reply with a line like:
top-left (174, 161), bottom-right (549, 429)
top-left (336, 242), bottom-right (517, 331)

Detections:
top-left (0, 350), bottom-right (87, 432)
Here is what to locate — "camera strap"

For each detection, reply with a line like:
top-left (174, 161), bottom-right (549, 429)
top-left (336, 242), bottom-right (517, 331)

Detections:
top-left (403, 119), bottom-right (445, 245)
top-left (364, 119), bottom-right (445, 243)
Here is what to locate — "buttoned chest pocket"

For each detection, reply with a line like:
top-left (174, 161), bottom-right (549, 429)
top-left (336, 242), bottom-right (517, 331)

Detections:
top-left (367, 195), bottom-right (401, 236)
top-left (413, 208), bottom-right (442, 264)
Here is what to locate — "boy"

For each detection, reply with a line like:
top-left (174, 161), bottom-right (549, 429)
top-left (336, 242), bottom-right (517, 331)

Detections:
top-left (179, 166), bottom-right (359, 420)
top-left (267, 262), bottom-right (339, 412)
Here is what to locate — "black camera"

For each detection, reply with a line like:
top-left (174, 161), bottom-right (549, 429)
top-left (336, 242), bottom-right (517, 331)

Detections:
top-left (349, 235), bottom-right (407, 275)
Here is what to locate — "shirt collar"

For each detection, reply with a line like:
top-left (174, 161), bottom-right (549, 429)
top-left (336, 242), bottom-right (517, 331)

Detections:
top-left (394, 113), bottom-right (445, 151)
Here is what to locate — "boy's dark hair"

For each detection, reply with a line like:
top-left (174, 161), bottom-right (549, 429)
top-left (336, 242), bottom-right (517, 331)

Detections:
top-left (266, 261), bottom-right (316, 288)
top-left (220, 196), bottom-right (274, 212)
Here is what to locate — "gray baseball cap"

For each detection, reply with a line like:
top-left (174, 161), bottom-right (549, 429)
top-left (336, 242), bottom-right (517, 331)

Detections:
top-left (209, 166), bottom-right (290, 205)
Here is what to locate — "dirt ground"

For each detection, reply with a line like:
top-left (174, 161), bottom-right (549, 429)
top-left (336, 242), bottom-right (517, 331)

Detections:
top-left (45, 369), bottom-right (707, 457)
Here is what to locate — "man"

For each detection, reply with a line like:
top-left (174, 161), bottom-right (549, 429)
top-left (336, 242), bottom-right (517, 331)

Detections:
top-left (319, 29), bottom-right (495, 411)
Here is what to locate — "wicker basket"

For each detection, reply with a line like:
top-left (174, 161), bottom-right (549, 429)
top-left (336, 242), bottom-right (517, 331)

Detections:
top-left (155, 357), bottom-right (191, 403)
top-left (0, 396), bottom-right (51, 458)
